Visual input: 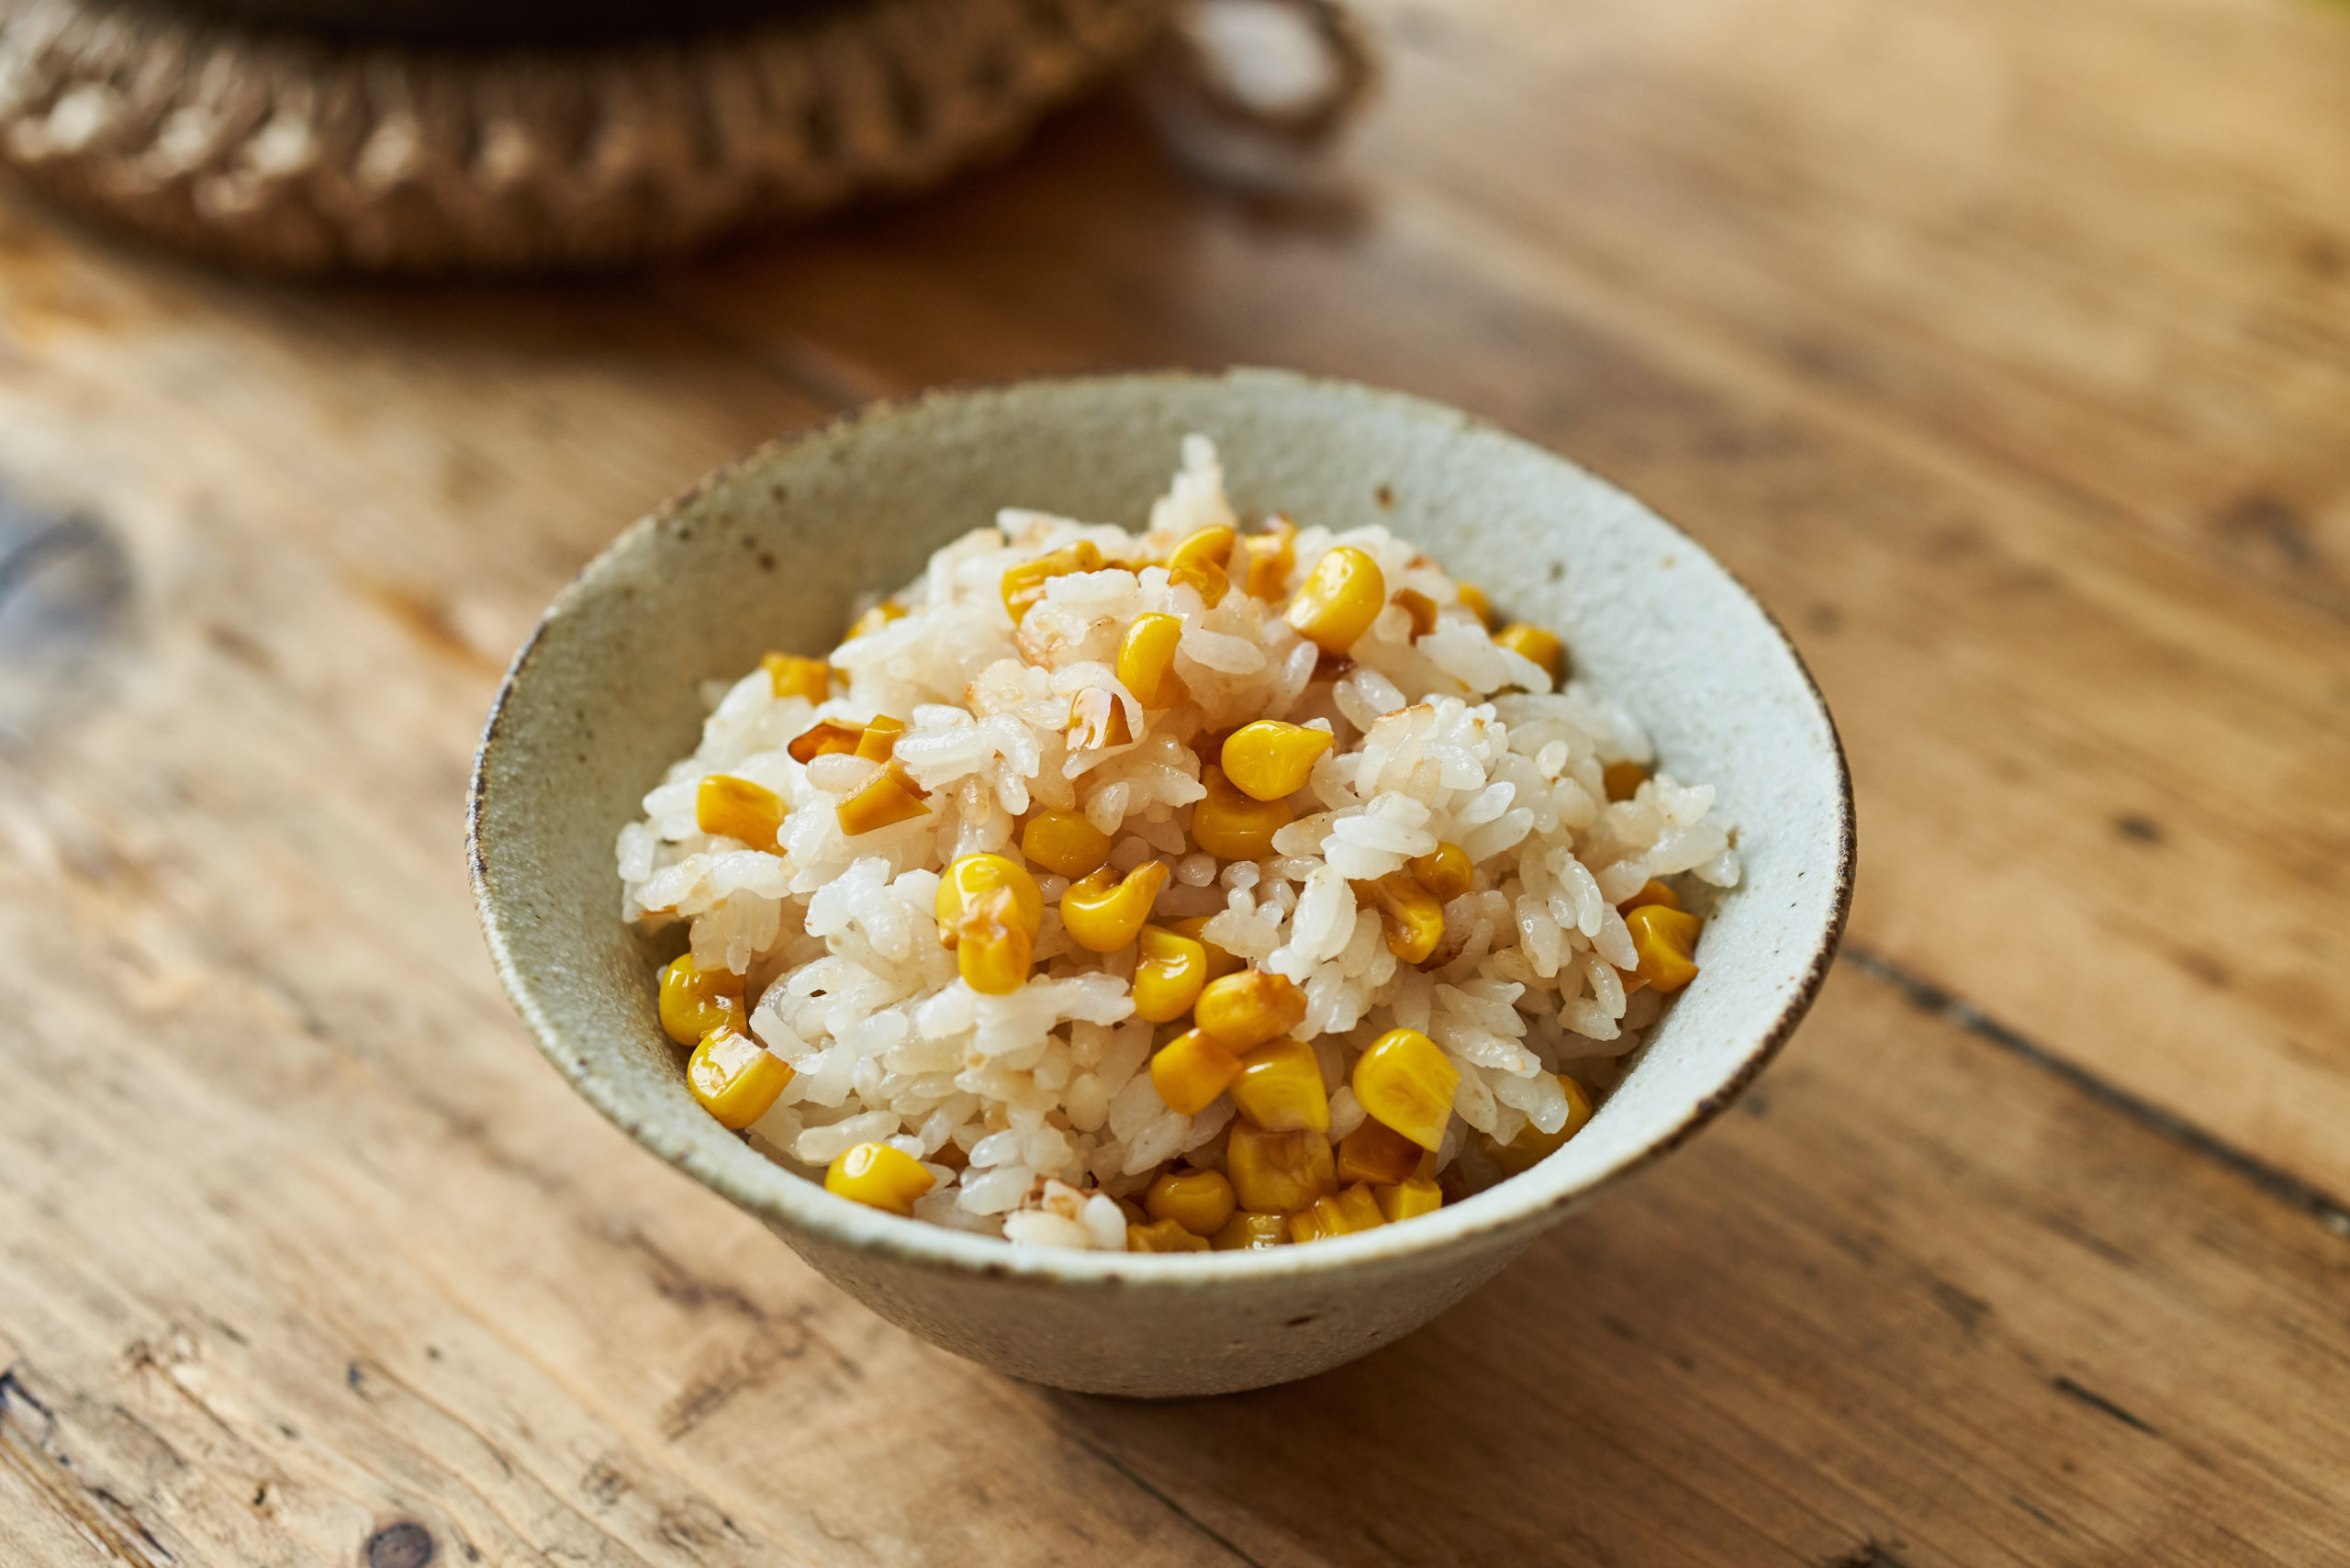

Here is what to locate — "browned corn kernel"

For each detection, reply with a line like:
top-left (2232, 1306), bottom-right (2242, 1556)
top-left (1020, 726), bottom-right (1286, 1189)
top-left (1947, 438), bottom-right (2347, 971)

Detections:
top-left (1220, 721), bottom-right (1336, 802)
top-left (1374, 1175), bottom-right (1445, 1223)
top-left (761, 653), bottom-right (831, 702)
top-left (1358, 870), bottom-right (1445, 963)
top-left (1617, 878), bottom-right (1681, 914)
top-left (1116, 611), bottom-right (1188, 709)
top-left (1145, 1167), bottom-right (1237, 1237)
top-left (788, 719), bottom-right (867, 764)
top-left (1494, 622), bottom-right (1567, 684)
top-left (1127, 1217), bottom-right (1213, 1253)
top-left (1352, 1027), bottom-right (1460, 1150)
top-left (1162, 916), bottom-right (1247, 981)
top-left (687, 1025), bottom-right (795, 1130)
top-left (1226, 1121), bottom-right (1338, 1213)
top-left (1393, 588), bottom-right (1439, 638)
top-left (842, 601), bottom-right (908, 643)
top-left (1287, 1182), bottom-right (1388, 1243)
top-left (1335, 1116), bottom-right (1423, 1186)
top-left (825, 1141), bottom-right (934, 1215)
top-left (1066, 689), bottom-right (1133, 752)
top-left (1167, 524), bottom-right (1237, 608)
top-left (658, 954), bottom-right (744, 1046)
top-left (1285, 544), bottom-right (1387, 654)
top-left (1242, 517), bottom-right (1297, 599)
top-left (1150, 1028), bottom-right (1246, 1115)
top-left (1624, 903), bottom-right (1702, 992)
top-left (1602, 760), bottom-right (1651, 802)
top-left (935, 853), bottom-right (1045, 944)
top-left (1231, 1037), bottom-right (1328, 1134)
top-left (931, 1139), bottom-right (969, 1171)
top-left (1454, 581), bottom-right (1494, 627)
top-left (1021, 809), bottom-right (1114, 879)
top-left (1133, 924), bottom-right (1210, 1023)
top-left (1211, 1210), bottom-right (1291, 1250)
top-left (1001, 541), bottom-right (1103, 624)
top-left (1115, 1194), bottom-right (1150, 1226)
top-left (1195, 969), bottom-right (1308, 1050)
top-left (1406, 841), bottom-right (1475, 903)
top-left (1191, 766), bottom-right (1292, 859)
top-left (695, 774), bottom-right (785, 852)
top-left (1486, 1074), bottom-right (1597, 1176)
top-left (1062, 860), bottom-right (1170, 953)
top-left (835, 764), bottom-right (929, 834)
top-left (854, 713), bottom-right (906, 762)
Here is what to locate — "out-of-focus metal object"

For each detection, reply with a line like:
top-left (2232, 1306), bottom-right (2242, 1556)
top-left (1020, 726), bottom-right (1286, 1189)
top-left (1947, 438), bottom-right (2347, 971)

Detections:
top-left (1132, 0), bottom-right (1375, 191)
top-left (0, 497), bottom-right (130, 750)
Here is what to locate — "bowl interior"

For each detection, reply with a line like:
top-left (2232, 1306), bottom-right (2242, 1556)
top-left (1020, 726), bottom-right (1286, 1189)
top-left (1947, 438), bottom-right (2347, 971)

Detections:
top-left (471, 368), bottom-right (1852, 1282)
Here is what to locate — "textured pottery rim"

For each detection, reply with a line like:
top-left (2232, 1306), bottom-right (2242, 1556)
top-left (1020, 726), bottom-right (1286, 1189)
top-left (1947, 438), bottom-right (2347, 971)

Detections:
top-left (470, 367), bottom-right (1856, 1291)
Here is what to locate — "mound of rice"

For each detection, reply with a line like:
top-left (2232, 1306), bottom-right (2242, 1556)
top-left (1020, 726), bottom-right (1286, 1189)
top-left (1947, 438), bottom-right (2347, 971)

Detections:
top-left (617, 436), bottom-right (1739, 1249)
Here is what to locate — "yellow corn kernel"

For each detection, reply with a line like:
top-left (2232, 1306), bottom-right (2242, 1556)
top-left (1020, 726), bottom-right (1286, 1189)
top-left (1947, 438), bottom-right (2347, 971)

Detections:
top-left (1358, 871), bottom-right (1445, 964)
top-left (696, 774), bottom-right (785, 852)
top-left (1167, 524), bottom-right (1237, 608)
top-left (1335, 1116), bottom-right (1423, 1186)
top-left (1162, 916), bottom-right (1246, 981)
top-left (835, 764), bottom-right (929, 834)
top-left (1374, 1175), bottom-right (1445, 1223)
top-left (1232, 1037), bottom-right (1328, 1134)
top-left (1133, 925), bottom-right (1210, 1023)
top-left (1211, 1211), bottom-right (1291, 1250)
top-left (824, 1141), bottom-right (935, 1215)
top-left (1001, 541), bottom-right (1103, 624)
top-left (1061, 860), bottom-right (1170, 953)
top-left (1406, 841), bottom-right (1474, 903)
top-left (657, 954), bottom-right (744, 1046)
top-left (1190, 766), bottom-right (1292, 860)
top-left (1487, 1074), bottom-right (1596, 1176)
top-left (787, 718), bottom-right (866, 764)
top-left (957, 886), bottom-right (1035, 995)
top-left (1352, 1027), bottom-right (1460, 1150)
top-left (1287, 1182), bottom-right (1387, 1244)
top-left (1127, 1217), bottom-right (1213, 1253)
top-left (1194, 969), bottom-right (1307, 1050)
top-left (1241, 518), bottom-right (1297, 599)
top-left (761, 653), bottom-right (831, 702)
top-left (1602, 760), bottom-right (1651, 802)
top-left (1624, 903), bottom-right (1702, 993)
top-left (843, 600), bottom-right (908, 642)
top-left (1454, 581), bottom-right (1494, 627)
top-left (1220, 721), bottom-right (1336, 803)
top-left (1494, 622), bottom-right (1567, 684)
top-left (1116, 611), bottom-right (1189, 710)
top-left (935, 853), bottom-right (1045, 943)
top-left (686, 1026), bottom-right (795, 1130)
top-left (1145, 1167), bottom-right (1237, 1237)
top-left (1021, 810), bottom-right (1113, 879)
top-left (854, 713), bottom-right (906, 763)
top-left (1226, 1121), bottom-right (1338, 1214)
top-left (1393, 588), bottom-right (1438, 638)
top-left (1150, 1027), bottom-right (1246, 1115)
top-left (1285, 544), bottom-right (1386, 654)
top-left (1066, 689), bottom-right (1133, 753)
top-left (1617, 878), bottom-right (1681, 914)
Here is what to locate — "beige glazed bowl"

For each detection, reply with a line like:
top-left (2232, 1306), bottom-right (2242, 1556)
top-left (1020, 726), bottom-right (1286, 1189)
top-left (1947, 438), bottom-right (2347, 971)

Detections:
top-left (469, 369), bottom-right (1854, 1397)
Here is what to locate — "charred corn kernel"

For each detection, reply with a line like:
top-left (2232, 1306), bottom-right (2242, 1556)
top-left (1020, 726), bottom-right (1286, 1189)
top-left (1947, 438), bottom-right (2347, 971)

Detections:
top-left (1232, 1037), bottom-right (1328, 1134)
top-left (1163, 916), bottom-right (1245, 981)
top-left (1167, 524), bottom-right (1237, 608)
top-left (1624, 903), bottom-right (1702, 992)
top-left (843, 601), bottom-right (907, 642)
top-left (1359, 871), bottom-right (1445, 964)
top-left (1285, 545), bottom-right (1386, 654)
top-left (1406, 841), bottom-right (1474, 903)
top-left (1602, 759), bottom-right (1651, 802)
top-left (1190, 766), bottom-right (1292, 859)
top-left (1454, 581), bottom-right (1494, 627)
top-left (1001, 541), bottom-right (1102, 624)
top-left (658, 954), bottom-right (744, 1046)
top-left (835, 764), bottom-right (929, 834)
top-left (1288, 1183), bottom-right (1388, 1243)
top-left (824, 1141), bottom-right (934, 1215)
top-left (1150, 1027), bottom-right (1246, 1115)
top-left (1494, 622), bottom-right (1567, 684)
top-left (761, 653), bottom-right (831, 702)
top-left (696, 774), bottom-right (785, 852)
top-left (1211, 1211), bottom-right (1291, 1250)
top-left (1116, 611), bottom-right (1188, 709)
top-left (935, 853), bottom-right (1045, 943)
top-left (1335, 1117), bottom-right (1423, 1186)
top-left (1617, 878), bottom-right (1681, 914)
top-left (1145, 1168), bottom-right (1237, 1237)
top-left (1133, 925), bottom-right (1210, 1023)
top-left (1241, 518), bottom-right (1297, 599)
top-left (854, 713), bottom-right (906, 762)
top-left (1220, 721), bottom-right (1335, 803)
top-left (1127, 1217), bottom-right (1212, 1253)
top-left (1352, 1027), bottom-right (1460, 1151)
top-left (788, 719), bottom-right (867, 764)
top-left (1374, 1175), bottom-right (1445, 1223)
top-left (1195, 969), bottom-right (1307, 1050)
top-left (1393, 588), bottom-right (1439, 638)
top-left (1487, 1074), bottom-right (1596, 1176)
top-left (1061, 860), bottom-right (1170, 953)
top-left (1020, 810), bottom-right (1113, 879)
top-left (687, 1026), bottom-right (796, 1130)
top-left (1226, 1121), bottom-right (1338, 1213)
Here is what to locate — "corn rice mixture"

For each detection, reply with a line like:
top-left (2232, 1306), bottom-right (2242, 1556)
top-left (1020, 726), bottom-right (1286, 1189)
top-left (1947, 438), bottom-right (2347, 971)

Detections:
top-left (617, 437), bottom-right (1738, 1251)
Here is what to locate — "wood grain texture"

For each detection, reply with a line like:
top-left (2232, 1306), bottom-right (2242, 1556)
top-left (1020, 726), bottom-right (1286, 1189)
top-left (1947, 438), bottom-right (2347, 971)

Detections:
top-left (0, 0), bottom-right (2346, 1560)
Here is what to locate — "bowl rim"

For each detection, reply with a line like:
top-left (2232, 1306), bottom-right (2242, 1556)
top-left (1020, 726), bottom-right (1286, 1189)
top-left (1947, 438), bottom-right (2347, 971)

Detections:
top-left (469, 366), bottom-right (1856, 1289)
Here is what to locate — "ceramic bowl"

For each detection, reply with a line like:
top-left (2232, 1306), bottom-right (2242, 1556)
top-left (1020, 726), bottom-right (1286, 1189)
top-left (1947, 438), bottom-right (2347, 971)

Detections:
top-left (469, 369), bottom-right (1853, 1397)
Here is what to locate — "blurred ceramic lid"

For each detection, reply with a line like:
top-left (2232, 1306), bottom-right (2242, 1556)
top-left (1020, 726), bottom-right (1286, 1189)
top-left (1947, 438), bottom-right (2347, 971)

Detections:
top-left (154, 0), bottom-right (855, 47)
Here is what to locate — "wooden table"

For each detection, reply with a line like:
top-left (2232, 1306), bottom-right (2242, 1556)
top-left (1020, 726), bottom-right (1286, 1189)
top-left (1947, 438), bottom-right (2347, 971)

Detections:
top-left (3, 0), bottom-right (2346, 1562)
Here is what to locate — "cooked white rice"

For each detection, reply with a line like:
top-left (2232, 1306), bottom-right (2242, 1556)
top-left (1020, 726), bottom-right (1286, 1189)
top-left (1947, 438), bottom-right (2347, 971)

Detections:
top-left (618, 436), bottom-right (1739, 1246)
